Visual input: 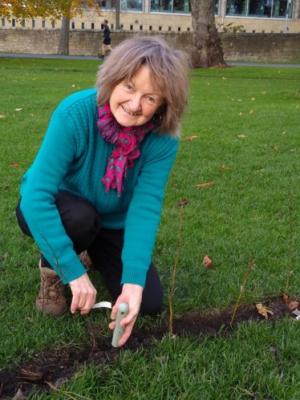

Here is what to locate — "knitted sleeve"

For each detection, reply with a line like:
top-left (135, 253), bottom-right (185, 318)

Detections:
top-left (20, 108), bottom-right (86, 284)
top-left (121, 134), bottom-right (179, 287)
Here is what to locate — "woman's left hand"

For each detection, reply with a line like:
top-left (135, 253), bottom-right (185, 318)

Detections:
top-left (109, 283), bottom-right (143, 347)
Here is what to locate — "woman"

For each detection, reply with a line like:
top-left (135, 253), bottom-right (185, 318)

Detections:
top-left (16, 36), bottom-right (189, 347)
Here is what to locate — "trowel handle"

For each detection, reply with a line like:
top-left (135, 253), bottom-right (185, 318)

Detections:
top-left (111, 302), bottom-right (129, 348)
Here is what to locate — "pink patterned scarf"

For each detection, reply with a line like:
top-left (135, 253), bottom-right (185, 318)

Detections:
top-left (97, 103), bottom-right (156, 196)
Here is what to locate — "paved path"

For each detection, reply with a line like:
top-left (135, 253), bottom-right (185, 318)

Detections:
top-left (1, 52), bottom-right (300, 68)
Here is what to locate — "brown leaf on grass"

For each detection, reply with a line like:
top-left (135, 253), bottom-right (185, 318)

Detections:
top-left (19, 367), bottom-right (43, 381)
top-left (177, 198), bottom-right (189, 208)
top-left (237, 134), bottom-right (247, 139)
top-left (10, 162), bottom-right (20, 168)
top-left (203, 255), bottom-right (213, 269)
top-left (195, 181), bottom-right (214, 189)
top-left (283, 294), bottom-right (299, 311)
top-left (256, 303), bottom-right (274, 319)
top-left (185, 135), bottom-right (198, 142)
top-left (220, 164), bottom-right (232, 171)
top-left (0, 114), bottom-right (5, 119)
top-left (15, 108), bottom-right (23, 112)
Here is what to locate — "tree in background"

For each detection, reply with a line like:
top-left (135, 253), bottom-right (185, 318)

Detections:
top-left (0, 0), bottom-right (101, 55)
top-left (190, 0), bottom-right (226, 67)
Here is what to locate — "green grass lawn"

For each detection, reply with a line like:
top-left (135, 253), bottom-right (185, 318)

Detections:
top-left (0, 58), bottom-right (300, 399)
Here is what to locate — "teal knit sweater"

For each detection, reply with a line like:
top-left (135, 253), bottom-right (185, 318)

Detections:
top-left (20, 89), bottom-right (178, 287)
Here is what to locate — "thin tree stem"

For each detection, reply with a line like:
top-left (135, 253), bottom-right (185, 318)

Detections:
top-left (168, 206), bottom-right (184, 335)
top-left (230, 259), bottom-right (255, 327)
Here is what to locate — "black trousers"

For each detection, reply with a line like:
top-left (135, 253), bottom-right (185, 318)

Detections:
top-left (16, 191), bottom-right (163, 314)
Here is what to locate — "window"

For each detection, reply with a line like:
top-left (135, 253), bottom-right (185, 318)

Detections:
top-left (151, 0), bottom-right (219, 14)
top-left (71, 21), bottom-right (75, 29)
top-left (226, 0), bottom-right (247, 15)
top-left (226, 0), bottom-right (291, 16)
top-left (12, 19), bottom-right (16, 27)
top-left (51, 20), bottom-right (55, 28)
top-left (272, 0), bottom-right (290, 16)
top-left (99, 0), bottom-right (113, 8)
top-left (121, 0), bottom-right (143, 10)
top-left (91, 22), bottom-right (95, 29)
top-left (32, 19), bottom-right (35, 28)
top-left (2, 18), bottom-right (5, 27)
top-left (151, 0), bottom-right (190, 13)
top-left (81, 22), bottom-right (85, 29)
top-left (21, 19), bottom-right (25, 27)
top-left (42, 20), bottom-right (46, 28)
top-left (249, 0), bottom-right (272, 16)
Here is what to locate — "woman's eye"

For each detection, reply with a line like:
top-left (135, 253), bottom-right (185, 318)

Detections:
top-left (147, 96), bottom-right (156, 104)
top-left (124, 82), bottom-right (134, 91)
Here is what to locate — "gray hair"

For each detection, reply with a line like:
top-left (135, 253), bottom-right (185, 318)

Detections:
top-left (96, 36), bottom-right (189, 136)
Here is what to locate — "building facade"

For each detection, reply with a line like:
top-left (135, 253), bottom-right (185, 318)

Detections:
top-left (1, 0), bottom-right (299, 33)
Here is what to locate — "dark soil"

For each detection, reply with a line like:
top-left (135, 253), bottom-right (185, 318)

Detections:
top-left (0, 296), bottom-right (296, 399)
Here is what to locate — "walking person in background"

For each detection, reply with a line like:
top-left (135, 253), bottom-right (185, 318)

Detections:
top-left (16, 37), bottom-right (189, 347)
top-left (101, 19), bottom-right (112, 59)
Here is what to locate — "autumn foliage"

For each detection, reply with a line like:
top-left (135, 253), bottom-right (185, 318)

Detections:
top-left (0, 0), bottom-right (99, 20)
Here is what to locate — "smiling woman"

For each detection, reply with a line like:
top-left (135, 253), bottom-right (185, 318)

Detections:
top-left (16, 36), bottom-right (189, 348)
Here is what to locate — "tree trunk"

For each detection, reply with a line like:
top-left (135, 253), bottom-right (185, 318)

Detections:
top-left (57, 16), bottom-right (70, 55)
top-left (115, 0), bottom-right (120, 30)
top-left (190, 0), bottom-right (226, 68)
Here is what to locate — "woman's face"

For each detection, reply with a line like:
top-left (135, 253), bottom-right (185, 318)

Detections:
top-left (109, 65), bottom-right (163, 127)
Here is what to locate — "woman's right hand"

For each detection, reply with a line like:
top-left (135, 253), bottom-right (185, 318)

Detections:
top-left (69, 273), bottom-right (97, 315)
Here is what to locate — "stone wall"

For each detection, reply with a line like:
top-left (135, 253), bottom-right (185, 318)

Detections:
top-left (1, 29), bottom-right (300, 63)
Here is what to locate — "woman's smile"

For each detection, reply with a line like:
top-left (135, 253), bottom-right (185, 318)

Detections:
top-left (120, 104), bottom-right (142, 117)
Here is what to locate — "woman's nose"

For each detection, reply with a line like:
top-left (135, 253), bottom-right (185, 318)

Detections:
top-left (129, 95), bottom-right (142, 112)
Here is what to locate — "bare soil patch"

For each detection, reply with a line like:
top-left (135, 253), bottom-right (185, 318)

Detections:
top-left (0, 296), bottom-right (296, 399)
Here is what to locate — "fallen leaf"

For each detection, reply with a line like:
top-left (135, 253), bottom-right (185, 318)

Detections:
top-left (185, 135), bottom-right (198, 142)
top-left (237, 134), bottom-right (247, 139)
top-left (177, 198), bottom-right (189, 207)
top-left (19, 367), bottom-right (43, 381)
top-left (288, 301), bottom-right (299, 311)
top-left (256, 303), bottom-right (274, 319)
top-left (239, 112), bottom-right (243, 116)
top-left (15, 108), bottom-right (23, 112)
top-left (10, 162), bottom-right (20, 168)
top-left (203, 255), bottom-right (213, 268)
top-left (251, 97), bottom-right (256, 101)
top-left (72, 84), bottom-right (76, 87)
top-left (0, 114), bottom-right (5, 119)
top-left (222, 76), bottom-right (227, 80)
top-left (220, 164), bottom-right (232, 171)
top-left (249, 109), bottom-right (254, 114)
top-left (195, 181), bottom-right (214, 189)
top-left (261, 91), bottom-right (267, 95)
top-left (283, 294), bottom-right (299, 311)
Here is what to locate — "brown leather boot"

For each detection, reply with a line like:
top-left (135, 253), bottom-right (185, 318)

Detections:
top-left (36, 261), bottom-right (68, 316)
